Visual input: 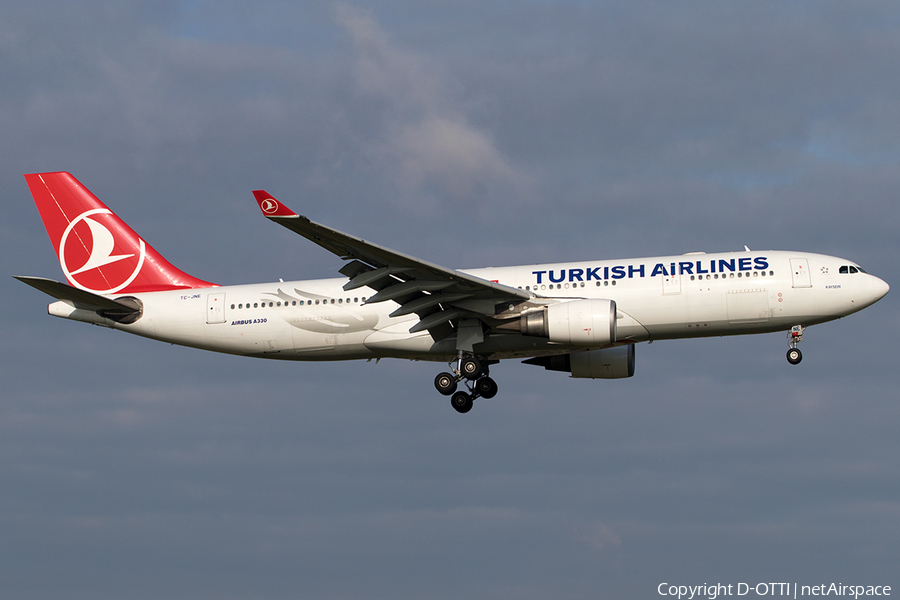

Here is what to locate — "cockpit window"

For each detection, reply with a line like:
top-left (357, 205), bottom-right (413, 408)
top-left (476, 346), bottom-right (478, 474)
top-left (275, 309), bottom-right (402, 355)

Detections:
top-left (839, 265), bottom-right (866, 274)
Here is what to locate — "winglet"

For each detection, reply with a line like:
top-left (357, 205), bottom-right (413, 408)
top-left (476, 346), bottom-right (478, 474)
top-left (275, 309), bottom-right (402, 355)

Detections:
top-left (252, 190), bottom-right (298, 217)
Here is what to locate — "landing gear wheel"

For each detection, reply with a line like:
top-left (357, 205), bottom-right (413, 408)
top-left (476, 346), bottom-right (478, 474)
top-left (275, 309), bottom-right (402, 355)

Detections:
top-left (475, 376), bottom-right (498, 399)
top-left (460, 356), bottom-right (482, 380)
top-left (786, 348), bottom-right (802, 365)
top-left (434, 372), bottom-right (458, 396)
top-left (450, 391), bottom-right (474, 414)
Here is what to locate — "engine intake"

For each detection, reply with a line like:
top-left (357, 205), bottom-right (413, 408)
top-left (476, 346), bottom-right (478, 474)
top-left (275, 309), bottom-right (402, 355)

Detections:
top-left (519, 298), bottom-right (616, 346)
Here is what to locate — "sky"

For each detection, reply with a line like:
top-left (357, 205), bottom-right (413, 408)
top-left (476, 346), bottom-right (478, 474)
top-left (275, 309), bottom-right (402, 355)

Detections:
top-left (2, 1), bottom-right (899, 599)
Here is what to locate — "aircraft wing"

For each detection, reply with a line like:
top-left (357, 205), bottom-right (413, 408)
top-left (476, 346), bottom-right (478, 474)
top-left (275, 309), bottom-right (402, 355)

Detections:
top-left (253, 191), bottom-right (530, 339)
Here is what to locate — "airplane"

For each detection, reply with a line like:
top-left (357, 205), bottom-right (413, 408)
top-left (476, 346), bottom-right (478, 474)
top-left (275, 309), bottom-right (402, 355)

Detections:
top-left (16, 172), bottom-right (890, 413)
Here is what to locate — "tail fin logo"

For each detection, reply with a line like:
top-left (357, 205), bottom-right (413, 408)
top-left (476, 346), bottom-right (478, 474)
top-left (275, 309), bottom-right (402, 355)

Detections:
top-left (59, 208), bottom-right (147, 294)
top-left (260, 198), bottom-right (279, 214)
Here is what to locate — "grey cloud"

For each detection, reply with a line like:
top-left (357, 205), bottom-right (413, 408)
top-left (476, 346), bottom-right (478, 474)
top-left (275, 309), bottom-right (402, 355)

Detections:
top-left (335, 3), bottom-right (525, 205)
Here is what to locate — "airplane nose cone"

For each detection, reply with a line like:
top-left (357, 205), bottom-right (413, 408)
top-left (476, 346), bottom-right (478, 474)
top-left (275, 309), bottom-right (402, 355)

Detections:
top-left (872, 276), bottom-right (890, 302)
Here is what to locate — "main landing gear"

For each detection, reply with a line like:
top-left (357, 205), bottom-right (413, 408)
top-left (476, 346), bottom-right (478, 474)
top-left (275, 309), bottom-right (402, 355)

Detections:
top-left (786, 325), bottom-right (804, 365)
top-left (434, 354), bottom-right (498, 414)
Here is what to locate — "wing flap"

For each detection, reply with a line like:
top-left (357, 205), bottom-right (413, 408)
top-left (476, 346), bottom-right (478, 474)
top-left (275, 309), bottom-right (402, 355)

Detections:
top-left (408, 309), bottom-right (463, 334)
top-left (343, 266), bottom-right (411, 291)
top-left (388, 293), bottom-right (472, 318)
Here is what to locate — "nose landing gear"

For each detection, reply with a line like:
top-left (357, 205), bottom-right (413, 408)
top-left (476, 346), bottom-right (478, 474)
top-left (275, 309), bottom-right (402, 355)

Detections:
top-left (786, 325), bottom-right (804, 365)
top-left (434, 354), bottom-right (498, 413)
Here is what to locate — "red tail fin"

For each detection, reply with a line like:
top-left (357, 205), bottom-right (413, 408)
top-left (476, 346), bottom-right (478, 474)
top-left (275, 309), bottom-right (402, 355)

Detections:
top-left (24, 172), bottom-right (216, 294)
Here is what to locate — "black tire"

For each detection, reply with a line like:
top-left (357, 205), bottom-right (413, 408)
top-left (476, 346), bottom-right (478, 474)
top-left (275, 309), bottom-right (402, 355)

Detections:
top-left (786, 348), bottom-right (803, 365)
top-left (475, 376), bottom-right (498, 399)
top-left (450, 391), bottom-right (473, 414)
top-left (460, 356), bottom-right (482, 380)
top-left (434, 372), bottom-right (458, 396)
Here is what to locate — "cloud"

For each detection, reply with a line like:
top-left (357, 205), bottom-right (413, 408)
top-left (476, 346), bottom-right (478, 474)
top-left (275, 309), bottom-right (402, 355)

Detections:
top-left (389, 116), bottom-right (517, 197)
top-left (581, 521), bottom-right (623, 552)
top-left (335, 3), bottom-right (523, 202)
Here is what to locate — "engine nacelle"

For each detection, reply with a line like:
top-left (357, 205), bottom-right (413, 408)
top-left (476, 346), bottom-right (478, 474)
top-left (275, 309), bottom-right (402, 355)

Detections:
top-left (522, 344), bottom-right (636, 379)
top-left (570, 345), bottom-right (635, 378)
top-left (520, 298), bottom-right (616, 346)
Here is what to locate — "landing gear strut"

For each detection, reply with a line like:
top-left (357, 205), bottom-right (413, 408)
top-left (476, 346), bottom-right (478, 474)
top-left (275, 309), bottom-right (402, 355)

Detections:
top-left (786, 325), bottom-right (804, 365)
top-left (434, 353), bottom-right (498, 413)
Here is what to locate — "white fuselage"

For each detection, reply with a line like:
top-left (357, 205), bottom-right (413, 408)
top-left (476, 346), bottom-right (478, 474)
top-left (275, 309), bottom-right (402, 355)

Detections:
top-left (49, 250), bottom-right (888, 362)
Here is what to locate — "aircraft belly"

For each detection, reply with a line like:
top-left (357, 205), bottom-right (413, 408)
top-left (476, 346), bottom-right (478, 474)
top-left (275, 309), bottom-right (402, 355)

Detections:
top-left (291, 320), bottom-right (335, 352)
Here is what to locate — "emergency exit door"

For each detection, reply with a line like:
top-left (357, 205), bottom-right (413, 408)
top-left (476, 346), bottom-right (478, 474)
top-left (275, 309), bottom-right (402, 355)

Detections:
top-left (207, 293), bottom-right (226, 324)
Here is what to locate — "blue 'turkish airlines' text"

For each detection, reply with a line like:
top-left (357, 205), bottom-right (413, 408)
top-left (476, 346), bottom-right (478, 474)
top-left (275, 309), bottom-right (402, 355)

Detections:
top-left (532, 257), bottom-right (770, 284)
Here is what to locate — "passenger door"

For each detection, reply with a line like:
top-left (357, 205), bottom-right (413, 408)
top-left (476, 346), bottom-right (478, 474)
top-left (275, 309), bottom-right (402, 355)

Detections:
top-left (789, 258), bottom-right (812, 288)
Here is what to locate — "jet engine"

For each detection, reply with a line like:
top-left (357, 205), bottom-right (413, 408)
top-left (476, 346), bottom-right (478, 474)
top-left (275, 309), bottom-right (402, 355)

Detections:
top-left (522, 344), bottom-right (635, 379)
top-left (519, 298), bottom-right (616, 346)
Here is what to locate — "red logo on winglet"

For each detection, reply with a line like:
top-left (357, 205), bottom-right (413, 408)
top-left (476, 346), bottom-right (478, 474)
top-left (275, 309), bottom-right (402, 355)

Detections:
top-left (261, 198), bottom-right (279, 214)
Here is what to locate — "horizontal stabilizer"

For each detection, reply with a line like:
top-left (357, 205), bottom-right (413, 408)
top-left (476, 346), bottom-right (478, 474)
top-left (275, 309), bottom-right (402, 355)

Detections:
top-left (15, 276), bottom-right (142, 318)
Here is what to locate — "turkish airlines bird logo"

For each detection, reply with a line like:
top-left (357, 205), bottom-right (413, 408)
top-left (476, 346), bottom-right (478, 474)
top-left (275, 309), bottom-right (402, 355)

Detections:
top-left (260, 198), bottom-right (279, 214)
top-left (59, 208), bottom-right (146, 294)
